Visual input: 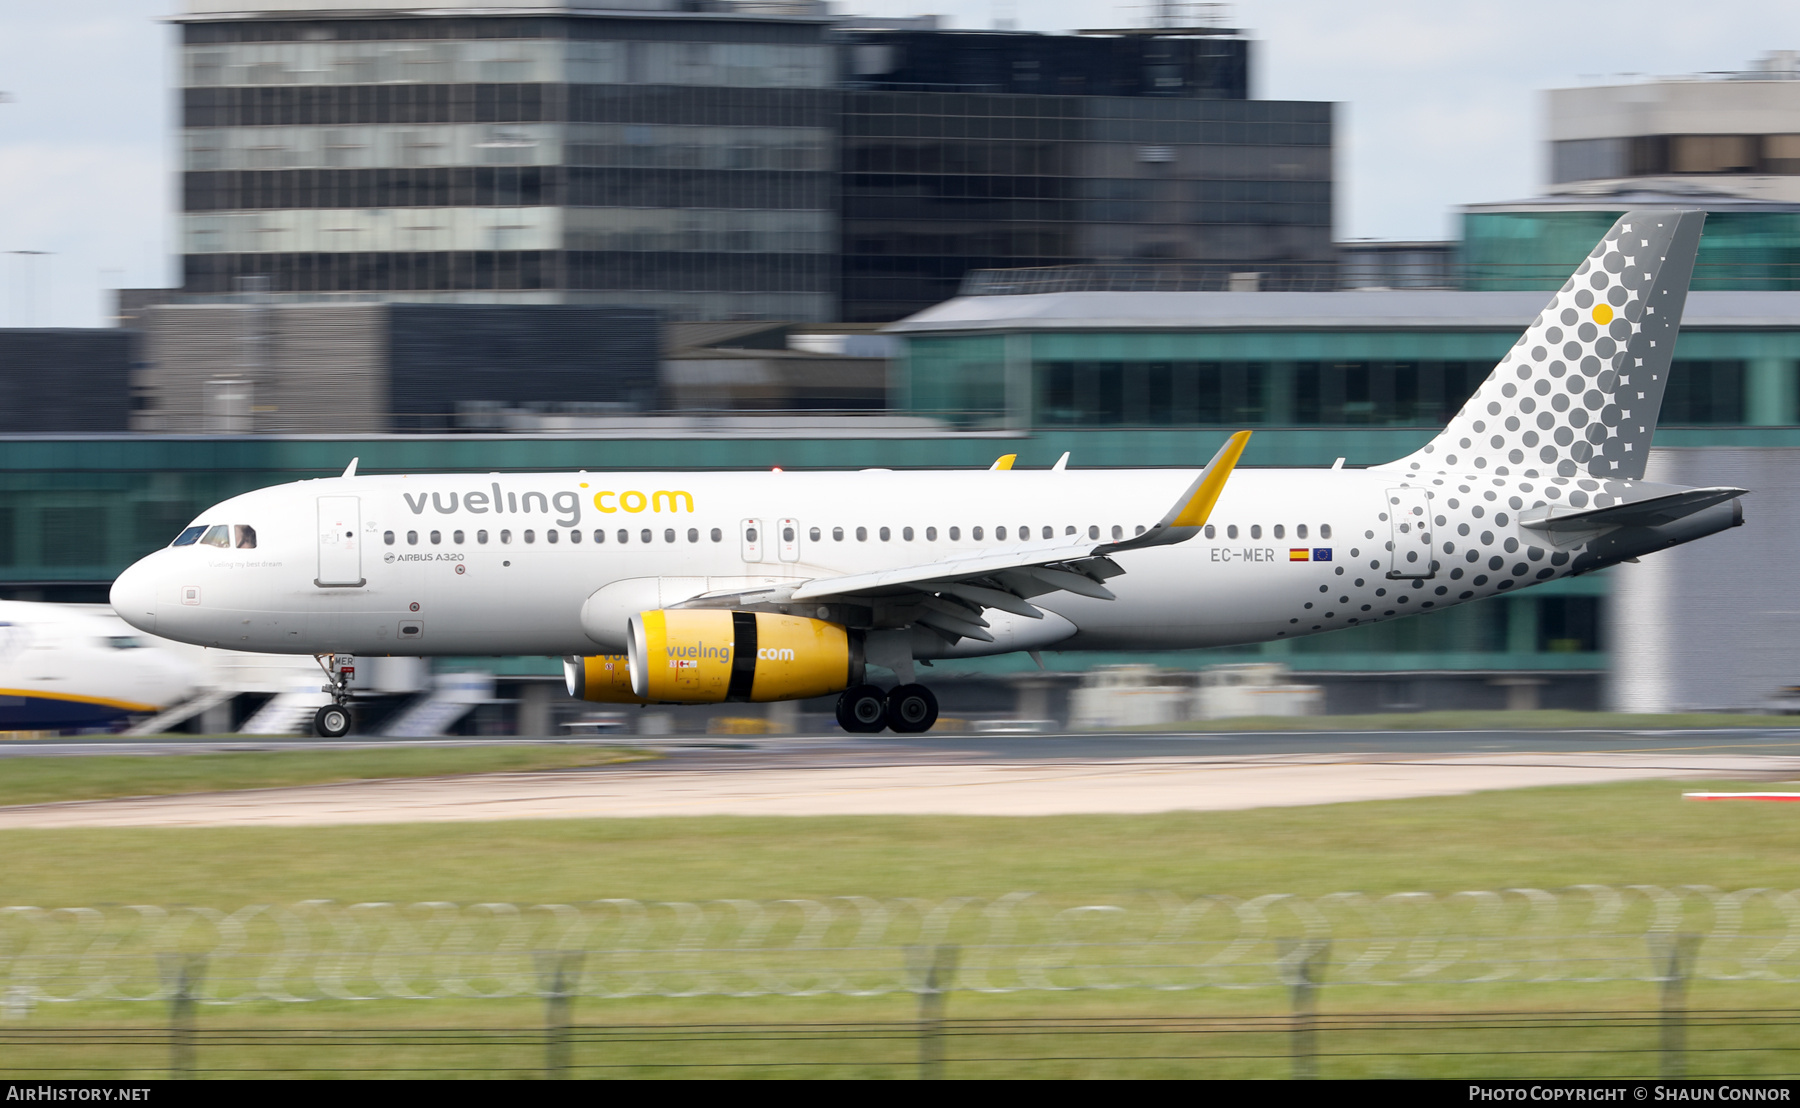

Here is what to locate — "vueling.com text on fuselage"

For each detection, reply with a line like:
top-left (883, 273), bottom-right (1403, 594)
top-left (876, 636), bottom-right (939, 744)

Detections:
top-left (401, 487), bottom-right (695, 528)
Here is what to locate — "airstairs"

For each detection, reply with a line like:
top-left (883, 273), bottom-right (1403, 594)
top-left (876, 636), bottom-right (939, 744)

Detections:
top-left (239, 678), bottom-right (333, 735)
top-left (122, 687), bottom-right (238, 736)
top-left (381, 672), bottom-right (495, 737)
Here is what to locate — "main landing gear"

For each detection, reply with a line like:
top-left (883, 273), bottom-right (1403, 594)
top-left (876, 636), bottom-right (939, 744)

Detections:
top-left (835, 683), bottom-right (939, 735)
top-left (313, 654), bottom-right (356, 738)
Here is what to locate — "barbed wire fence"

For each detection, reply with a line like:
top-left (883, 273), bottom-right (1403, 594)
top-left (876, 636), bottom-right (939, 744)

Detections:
top-left (4, 885), bottom-right (1800, 1078)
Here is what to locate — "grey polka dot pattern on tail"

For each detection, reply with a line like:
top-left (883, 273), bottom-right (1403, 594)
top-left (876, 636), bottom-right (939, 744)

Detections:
top-left (1389, 211), bottom-right (1704, 484)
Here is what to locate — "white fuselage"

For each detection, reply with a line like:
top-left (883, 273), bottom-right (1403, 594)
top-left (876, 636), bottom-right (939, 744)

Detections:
top-left (109, 465), bottom-right (1582, 659)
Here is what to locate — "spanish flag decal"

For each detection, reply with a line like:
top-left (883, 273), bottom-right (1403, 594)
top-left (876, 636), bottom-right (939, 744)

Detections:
top-left (1289, 548), bottom-right (1310, 562)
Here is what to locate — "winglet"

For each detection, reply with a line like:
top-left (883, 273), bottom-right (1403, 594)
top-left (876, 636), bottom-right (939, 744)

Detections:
top-left (1051, 452), bottom-right (1070, 471)
top-left (1170, 430), bottom-right (1250, 527)
top-left (1098, 430), bottom-right (1251, 553)
top-left (341, 457), bottom-right (359, 478)
top-left (990, 454), bottom-right (1017, 471)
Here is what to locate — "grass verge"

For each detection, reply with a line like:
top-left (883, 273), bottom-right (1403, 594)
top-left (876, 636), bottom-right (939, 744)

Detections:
top-left (0, 744), bottom-right (654, 808)
top-left (4, 777), bottom-right (1800, 1077)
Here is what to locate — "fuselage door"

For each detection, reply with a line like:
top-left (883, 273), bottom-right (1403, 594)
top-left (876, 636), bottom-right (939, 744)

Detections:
top-left (740, 518), bottom-right (765, 563)
top-left (1385, 487), bottom-right (1434, 579)
top-left (777, 517), bottom-right (800, 562)
top-left (317, 495), bottom-right (365, 587)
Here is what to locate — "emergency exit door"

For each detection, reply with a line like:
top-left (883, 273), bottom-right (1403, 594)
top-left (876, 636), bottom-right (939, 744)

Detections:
top-left (317, 496), bottom-right (364, 587)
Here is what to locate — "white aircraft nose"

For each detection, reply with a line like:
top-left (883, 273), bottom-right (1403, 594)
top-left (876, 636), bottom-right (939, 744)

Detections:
top-left (110, 558), bottom-right (158, 634)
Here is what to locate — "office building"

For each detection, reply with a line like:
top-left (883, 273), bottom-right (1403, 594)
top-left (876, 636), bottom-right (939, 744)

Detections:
top-left (171, 1), bottom-right (1334, 323)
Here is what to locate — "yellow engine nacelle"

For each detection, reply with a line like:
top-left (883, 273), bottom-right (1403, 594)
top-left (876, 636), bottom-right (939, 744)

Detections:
top-left (625, 609), bottom-right (859, 704)
top-left (563, 654), bottom-right (649, 704)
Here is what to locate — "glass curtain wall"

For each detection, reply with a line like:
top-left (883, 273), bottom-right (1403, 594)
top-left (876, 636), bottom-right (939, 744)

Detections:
top-left (179, 15), bottom-right (839, 319)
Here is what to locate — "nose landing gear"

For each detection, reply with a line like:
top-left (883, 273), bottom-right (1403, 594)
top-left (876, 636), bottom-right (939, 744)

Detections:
top-left (313, 702), bottom-right (352, 739)
top-left (833, 683), bottom-right (940, 734)
top-left (313, 654), bottom-right (357, 738)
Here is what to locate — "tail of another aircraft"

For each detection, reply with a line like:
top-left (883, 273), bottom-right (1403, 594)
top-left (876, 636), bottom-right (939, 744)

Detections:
top-left (1382, 210), bottom-right (1705, 482)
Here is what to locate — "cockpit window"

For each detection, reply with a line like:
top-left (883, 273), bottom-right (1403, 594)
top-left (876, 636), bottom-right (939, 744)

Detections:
top-left (235, 525), bottom-right (257, 549)
top-left (172, 525), bottom-right (206, 547)
top-left (200, 525), bottom-right (230, 548)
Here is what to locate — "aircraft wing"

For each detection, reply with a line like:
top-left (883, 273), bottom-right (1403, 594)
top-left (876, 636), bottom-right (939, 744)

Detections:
top-left (675, 431), bottom-right (1250, 644)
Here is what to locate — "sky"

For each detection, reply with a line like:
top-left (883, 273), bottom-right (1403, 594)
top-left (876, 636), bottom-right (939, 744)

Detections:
top-left (1, 0), bottom-right (1798, 327)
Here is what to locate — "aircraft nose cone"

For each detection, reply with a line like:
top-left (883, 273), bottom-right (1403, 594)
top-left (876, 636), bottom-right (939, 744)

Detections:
top-left (110, 559), bottom-right (158, 634)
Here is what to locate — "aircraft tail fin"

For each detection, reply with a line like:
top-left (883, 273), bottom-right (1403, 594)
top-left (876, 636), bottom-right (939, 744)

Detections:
top-left (1382, 209), bottom-right (1705, 482)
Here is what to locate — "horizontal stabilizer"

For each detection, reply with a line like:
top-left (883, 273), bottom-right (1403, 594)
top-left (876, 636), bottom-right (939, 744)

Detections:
top-left (1521, 486), bottom-right (1745, 533)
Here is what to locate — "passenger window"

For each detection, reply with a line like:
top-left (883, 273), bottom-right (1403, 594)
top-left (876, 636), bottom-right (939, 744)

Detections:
top-left (617, 529), bottom-right (628, 544)
top-left (1321, 524), bottom-right (1332, 539)
top-left (569, 529), bottom-right (581, 543)
top-left (524, 530), bottom-right (535, 543)
top-left (383, 530), bottom-right (395, 545)
top-left (856, 526), bottom-right (867, 541)
top-left (500, 530), bottom-right (512, 544)
top-left (973, 526), bottom-right (984, 540)
top-left (879, 526), bottom-right (891, 541)
top-left (833, 527), bottom-right (844, 541)
top-left (996, 526), bottom-right (1007, 540)
top-left (172, 525), bottom-right (207, 547)
top-left (235, 525), bottom-right (257, 549)
top-left (1135, 525), bottom-right (1146, 535)
top-left (710, 528), bottom-right (722, 542)
top-left (430, 530), bottom-right (441, 545)
top-left (901, 526), bottom-right (913, 541)
top-left (200, 525), bottom-right (230, 548)
top-left (477, 530), bottom-right (489, 544)
top-left (593, 529), bottom-right (604, 543)
top-left (809, 526), bottom-right (821, 542)
top-left (1112, 525), bottom-right (1123, 539)
top-left (783, 525), bottom-right (795, 542)
top-left (1088, 525), bottom-right (1098, 539)
top-left (546, 529), bottom-right (558, 544)
top-left (1204, 524), bottom-right (1215, 539)
top-left (926, 527), bottom-right (937, 541)
top-left (949, 526), bottom-right (961, 541)
top-left (1227, 525), bottom-right (1238, 539)
top-left (1250, 525), bottom-right (1261, 540)
top-left (407, 531), bottom-right (418, 546)
top-left (687, 528), bottom-right (698, 543)
top-left (640, 529), bottom-right (651, 543)
top-left (1044, 526), bottom-right (1054, 539)
top-left (1274, 524), bottom-right (1285, 539)
top-left (1297, 524), bottom-right (1308, 539)
top-left (1065, 525), bottom-right (1076, 536)
top-left (664, 528), bottom-right (675, 543)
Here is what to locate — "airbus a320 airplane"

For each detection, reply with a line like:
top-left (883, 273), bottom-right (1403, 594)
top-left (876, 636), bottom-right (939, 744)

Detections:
top-left (112, 210), bottom-right (1743, 737)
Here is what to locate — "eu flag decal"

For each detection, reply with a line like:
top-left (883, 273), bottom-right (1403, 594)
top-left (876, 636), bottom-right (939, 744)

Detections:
top-left (1313, 548), bottom-right (1333, 561)
top-left (1288, 548), bottom-right (1310, 562)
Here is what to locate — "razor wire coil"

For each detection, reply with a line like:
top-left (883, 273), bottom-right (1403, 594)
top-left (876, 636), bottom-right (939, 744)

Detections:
top-left (4, 886), bottom-right (1799, 1005)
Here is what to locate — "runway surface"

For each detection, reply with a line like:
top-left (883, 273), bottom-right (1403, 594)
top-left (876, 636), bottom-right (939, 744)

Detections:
top-left (1, 729), bottom-right (1798, 828)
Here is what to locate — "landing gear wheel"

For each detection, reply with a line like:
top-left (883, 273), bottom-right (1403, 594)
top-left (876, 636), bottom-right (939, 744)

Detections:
top-left (836, 684), bottom-right (889, 734)
top-left (886, 684), bottom-right (939, 734)
top-left (314, 703), bottom-right (352, 738)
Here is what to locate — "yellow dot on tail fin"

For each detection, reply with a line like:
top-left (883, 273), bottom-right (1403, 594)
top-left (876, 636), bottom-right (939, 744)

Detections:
top-left (1594, 303), bottom-right (1614, 325)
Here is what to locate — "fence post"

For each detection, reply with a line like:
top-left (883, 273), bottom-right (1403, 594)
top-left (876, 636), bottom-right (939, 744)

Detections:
top-left (158, 953), bottom-right (206, 1080)
top-left (1278, 938), bottom-right (1329, 1080)
top-left (911, 944), bottom-right (959, 1080)
top-left (1650, 932), bottom-right (1700, 1079)
top-left (537, 951), bottom-right (585, 1080)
